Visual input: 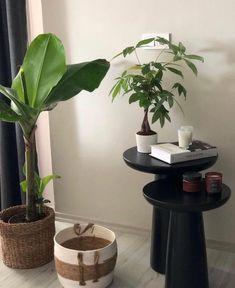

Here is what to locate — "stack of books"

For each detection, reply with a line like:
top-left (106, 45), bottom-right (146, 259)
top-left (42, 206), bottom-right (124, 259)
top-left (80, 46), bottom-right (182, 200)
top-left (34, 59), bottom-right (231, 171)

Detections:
top-left (150, 140), bottom-right (217, 164)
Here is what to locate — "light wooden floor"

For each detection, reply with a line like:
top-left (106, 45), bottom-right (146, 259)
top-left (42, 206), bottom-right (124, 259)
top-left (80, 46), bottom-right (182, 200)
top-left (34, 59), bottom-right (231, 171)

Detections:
top-left (0, 221), bottom-right (235, 288)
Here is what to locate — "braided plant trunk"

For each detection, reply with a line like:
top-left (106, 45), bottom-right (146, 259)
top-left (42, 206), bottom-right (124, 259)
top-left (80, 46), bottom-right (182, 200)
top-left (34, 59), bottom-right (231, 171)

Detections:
top-left (138, 109), bottom-right (156, 135)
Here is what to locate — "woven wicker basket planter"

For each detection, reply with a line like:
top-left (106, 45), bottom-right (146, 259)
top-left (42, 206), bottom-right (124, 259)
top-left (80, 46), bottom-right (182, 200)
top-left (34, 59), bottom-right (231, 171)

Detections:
top-left (0, 205), bottom-right (55, 269)
top-left (54, 223), bottom-right (117, 288)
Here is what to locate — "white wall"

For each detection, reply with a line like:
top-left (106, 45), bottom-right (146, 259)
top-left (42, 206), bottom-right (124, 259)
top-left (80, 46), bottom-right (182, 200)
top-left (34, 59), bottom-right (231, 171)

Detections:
top-left (41, 0), bottom-right (235, 243)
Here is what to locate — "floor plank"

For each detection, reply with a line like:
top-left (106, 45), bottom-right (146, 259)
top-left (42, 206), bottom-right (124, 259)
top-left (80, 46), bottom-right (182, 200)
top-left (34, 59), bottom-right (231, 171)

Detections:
top-left (0, 221), bottom-right (234, 287)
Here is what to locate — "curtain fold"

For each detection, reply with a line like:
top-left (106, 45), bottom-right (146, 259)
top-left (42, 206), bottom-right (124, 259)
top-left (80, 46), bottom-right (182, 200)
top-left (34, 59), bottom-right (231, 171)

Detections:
top-left (0, 0), bottom-right (28, 209)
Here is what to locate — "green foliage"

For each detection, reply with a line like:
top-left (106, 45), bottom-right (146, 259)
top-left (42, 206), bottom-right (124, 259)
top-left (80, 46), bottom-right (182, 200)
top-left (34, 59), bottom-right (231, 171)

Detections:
top-left (0, 33), bottom-right (110, 221)
top-left (21, 169), bottom-right (60, 216)
top-left (110, 37), bottom-right (203, 130)
top-left (0, 99), bottom-right (22, 122)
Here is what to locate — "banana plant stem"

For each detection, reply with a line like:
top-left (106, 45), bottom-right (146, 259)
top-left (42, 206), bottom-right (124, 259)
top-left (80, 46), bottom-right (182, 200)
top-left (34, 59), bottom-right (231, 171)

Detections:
top-left (24, 127), bottom-right (37, 222)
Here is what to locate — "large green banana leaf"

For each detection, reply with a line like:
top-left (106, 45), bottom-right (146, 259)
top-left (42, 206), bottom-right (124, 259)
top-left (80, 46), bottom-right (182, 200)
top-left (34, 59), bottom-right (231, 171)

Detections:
top-left (0, 33), bottom-right (110, 137)
top-left (12, 33), bottom-right (66, 108)
top-left (43, 59), bottom-right (110, 109)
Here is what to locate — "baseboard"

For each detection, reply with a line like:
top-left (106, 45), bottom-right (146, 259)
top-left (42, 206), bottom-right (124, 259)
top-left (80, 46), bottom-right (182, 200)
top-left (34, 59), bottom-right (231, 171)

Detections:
top-left (206, 239), bottom-right (235, 253)
top-left (55, 211), bottom-right (235, 253)
top-left (55, 211), bottom-right (150, 236)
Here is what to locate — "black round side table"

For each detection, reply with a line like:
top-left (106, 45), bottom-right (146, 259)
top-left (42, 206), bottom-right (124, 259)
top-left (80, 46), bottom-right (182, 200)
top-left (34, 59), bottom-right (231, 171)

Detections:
top-left (123, 147), bottom-right (218, 274)
top-left (143, 180), bottom-right (231, 288)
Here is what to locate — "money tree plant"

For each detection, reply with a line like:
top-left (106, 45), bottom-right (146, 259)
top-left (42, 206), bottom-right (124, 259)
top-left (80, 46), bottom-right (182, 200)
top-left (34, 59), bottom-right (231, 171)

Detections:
top-left (110, 37), bottom-right (204, 135)
top-left (0, 33), bottom-right (110, 222)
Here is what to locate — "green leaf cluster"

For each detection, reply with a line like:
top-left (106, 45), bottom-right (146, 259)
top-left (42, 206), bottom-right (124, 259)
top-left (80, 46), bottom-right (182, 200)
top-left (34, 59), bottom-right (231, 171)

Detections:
top-left (21, 169), bottom-right (60, 216)
top-left (110, 37), bottom-right (204, 128)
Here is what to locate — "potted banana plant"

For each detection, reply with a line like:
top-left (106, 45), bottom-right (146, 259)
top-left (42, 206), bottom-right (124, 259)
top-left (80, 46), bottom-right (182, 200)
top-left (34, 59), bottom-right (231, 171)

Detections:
top-left (0, 33), bottom-right (110, 269)
top-left (110, 37), bottom-right (203, 153)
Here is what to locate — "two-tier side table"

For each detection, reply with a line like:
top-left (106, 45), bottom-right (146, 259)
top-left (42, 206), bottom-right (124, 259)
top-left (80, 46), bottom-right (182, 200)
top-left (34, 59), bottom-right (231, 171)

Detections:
top-left (143, 179), bottom-right (230, 288)
top-left (123, 147), bottom-right (218, 274)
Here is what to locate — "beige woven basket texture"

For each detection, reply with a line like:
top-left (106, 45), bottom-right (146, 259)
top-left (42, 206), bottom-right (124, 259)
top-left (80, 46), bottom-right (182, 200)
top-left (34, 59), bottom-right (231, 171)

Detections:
top-left (0, 205), bottom-right (55, 269)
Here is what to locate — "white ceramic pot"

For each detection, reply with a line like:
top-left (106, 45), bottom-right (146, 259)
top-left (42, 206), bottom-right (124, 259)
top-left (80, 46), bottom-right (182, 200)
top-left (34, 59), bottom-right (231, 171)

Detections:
top-left (54, 224), bottom-right (117, 288)
top-left (136, 133), bottom-right (158, 153)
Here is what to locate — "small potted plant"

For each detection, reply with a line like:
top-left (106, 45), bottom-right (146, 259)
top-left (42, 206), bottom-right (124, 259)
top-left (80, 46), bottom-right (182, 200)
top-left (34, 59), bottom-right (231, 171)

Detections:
top-left (110, 37), bottom-right (204, 153)
top-left (0, 33), bottom-right (110, 269)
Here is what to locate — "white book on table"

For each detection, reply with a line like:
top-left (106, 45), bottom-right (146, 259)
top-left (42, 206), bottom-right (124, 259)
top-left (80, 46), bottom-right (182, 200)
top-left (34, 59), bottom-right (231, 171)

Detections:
top-left (150, 140), bottom-right (217, 164)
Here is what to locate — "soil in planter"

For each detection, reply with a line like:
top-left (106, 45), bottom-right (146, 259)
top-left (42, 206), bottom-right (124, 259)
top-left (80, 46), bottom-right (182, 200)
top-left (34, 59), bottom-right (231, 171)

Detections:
top-left (8, 212), bottom-right (46, 224)
top-left (137, 130), bottom-right (156, 136)
top-left (61, 236), bottom-right (111, 251)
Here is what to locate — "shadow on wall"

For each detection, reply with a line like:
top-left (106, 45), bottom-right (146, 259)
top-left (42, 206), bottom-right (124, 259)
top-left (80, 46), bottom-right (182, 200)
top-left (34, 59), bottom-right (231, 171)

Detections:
top-left (201, 40), bottom-right (235, 63)
top-left (198, 40), bottom-right (235, 145)
top-left (199, 39), bottom-right (235, 105)
top-left (182, 39), bottom-right (235, 144)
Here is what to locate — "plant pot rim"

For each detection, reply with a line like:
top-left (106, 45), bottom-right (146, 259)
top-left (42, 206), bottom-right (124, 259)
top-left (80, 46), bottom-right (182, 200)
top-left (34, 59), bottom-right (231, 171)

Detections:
top-left (54, 224), bottom-right (116, 253)
top-left (0, 205), bottom-right (55, 236)
top-left (136, 131), bottom-right (157, 136)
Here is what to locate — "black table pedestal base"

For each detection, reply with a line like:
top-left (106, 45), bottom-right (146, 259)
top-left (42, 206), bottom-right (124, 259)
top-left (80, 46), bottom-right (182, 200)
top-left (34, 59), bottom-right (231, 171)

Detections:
top-left (166, 211), bottom-right (209, 288)
top-left (150, 207), bottom-right (169, 274)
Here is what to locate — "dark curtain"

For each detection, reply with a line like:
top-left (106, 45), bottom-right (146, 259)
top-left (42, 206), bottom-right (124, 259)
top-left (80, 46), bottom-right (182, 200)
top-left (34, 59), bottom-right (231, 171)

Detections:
top-left (0, 0), bottom-right (27, 209)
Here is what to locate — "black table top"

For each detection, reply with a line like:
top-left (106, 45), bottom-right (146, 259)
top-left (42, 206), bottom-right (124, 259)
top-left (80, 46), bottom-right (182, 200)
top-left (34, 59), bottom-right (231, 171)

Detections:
top-left (143, 179), bottom-right (231, 212)
top-left (123, 147), bottom-right (218, 175)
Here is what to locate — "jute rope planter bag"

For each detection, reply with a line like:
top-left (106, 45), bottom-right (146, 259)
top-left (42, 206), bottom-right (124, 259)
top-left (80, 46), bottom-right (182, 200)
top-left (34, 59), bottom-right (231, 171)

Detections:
top-left (54, 223), bottom-right (117, 288)
top-left (0, 205), bottom-right (55, 269)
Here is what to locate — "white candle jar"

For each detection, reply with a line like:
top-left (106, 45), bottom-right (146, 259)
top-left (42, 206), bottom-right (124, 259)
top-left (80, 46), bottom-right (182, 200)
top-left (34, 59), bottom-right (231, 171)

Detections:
top-left (178, 129), bottom-right (192, 149)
